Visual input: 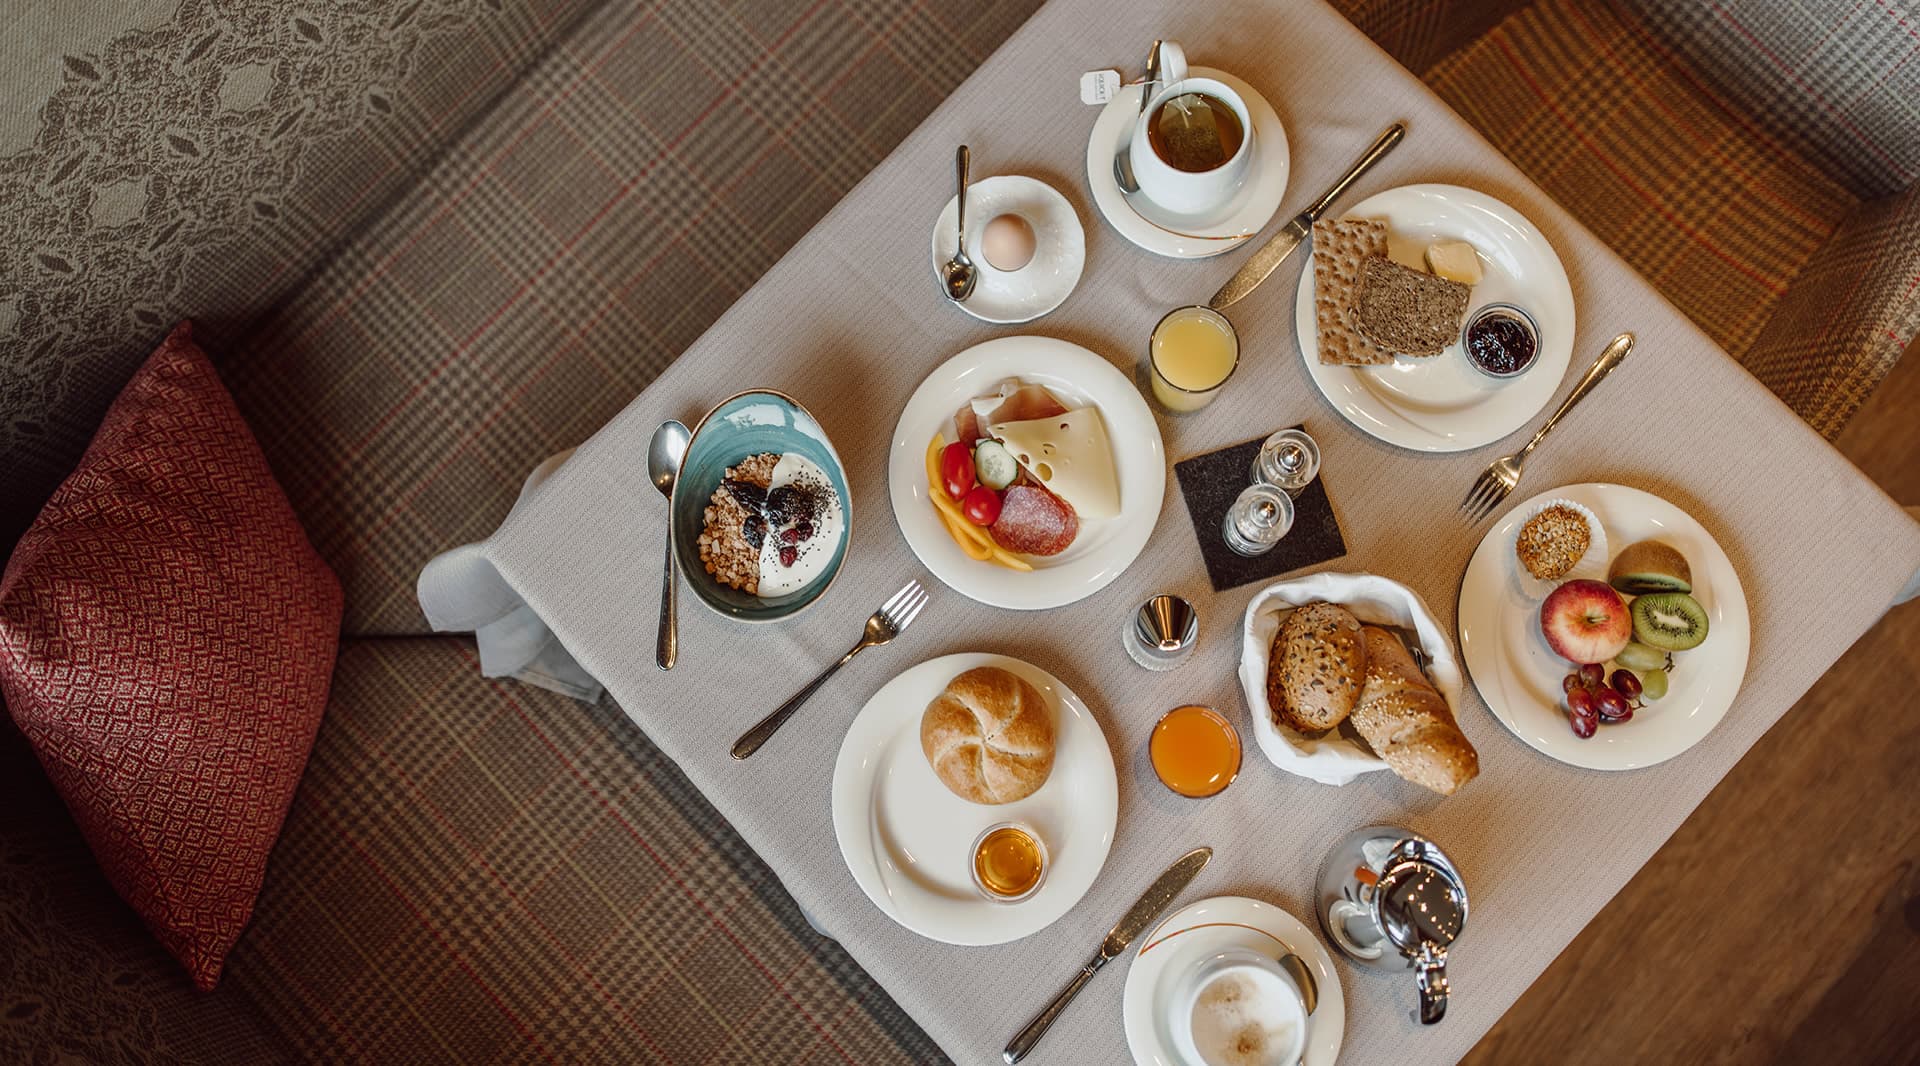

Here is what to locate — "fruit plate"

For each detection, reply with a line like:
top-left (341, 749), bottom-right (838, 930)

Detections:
top-left (1458, 483), bottom-right (1750, 771)
top-left (1294, 184), bottom-right (1575, 452)
top-left (830, 653), bottom-right (1119, 945)
top-left (887, 335), bottom-right (1167, 610)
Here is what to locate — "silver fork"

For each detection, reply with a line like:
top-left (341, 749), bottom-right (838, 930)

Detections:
top-left (1461, 332), bottom-right (1635, 523)
top-left (729, 579), bottom-right (929, 760)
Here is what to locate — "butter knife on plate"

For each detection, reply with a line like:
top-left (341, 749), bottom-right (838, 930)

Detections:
top-left (1208, 122), bottom-right (1407, 311)
top-left (1003, 846), bottom-right (1212, 1065)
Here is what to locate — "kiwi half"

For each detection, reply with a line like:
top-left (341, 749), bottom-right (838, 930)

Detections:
top-left (1630, 592), bottom-right (1708, 651)
top-left (1609, 539), bottom-right (1692, 595)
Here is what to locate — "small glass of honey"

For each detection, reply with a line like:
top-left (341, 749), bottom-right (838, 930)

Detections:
top-left (1150, 705), bottom-right (1243, 798)
top-left (970, 823), bottom-right (1049, 903)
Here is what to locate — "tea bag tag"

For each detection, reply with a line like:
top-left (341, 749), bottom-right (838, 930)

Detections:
top-left (1079, 69), bottom-right (1121, 105)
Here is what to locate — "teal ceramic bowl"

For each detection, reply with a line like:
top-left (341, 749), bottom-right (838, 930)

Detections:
top-left (671, 390), bottom-right (853, 622)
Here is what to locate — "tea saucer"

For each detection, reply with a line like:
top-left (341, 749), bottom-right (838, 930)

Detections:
top-left (1084, 67), bottom-right (1290, 259)
top-left (1123, 896), bottom-right (1345, 1066)
top-left (929, 175), bottom-right (1085, 324)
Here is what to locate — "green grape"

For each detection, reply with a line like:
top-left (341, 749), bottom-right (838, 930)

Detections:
top-left (1640, 668), bottom-right (1669, 701)
top-left (1616, 642), bottom-right (1666, 672)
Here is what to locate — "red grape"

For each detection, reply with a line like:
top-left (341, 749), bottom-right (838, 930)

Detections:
top-left (1566, 688), bottom-right (1597, 719)
top-left (1562, 672), bottom-right (1582, 695)
top-left (1596, 689), bottom-right (1631, 720)
top-left (1570, 712), bottom-right (1597, 738)
top-left (1579, 663), bottom-right (1605, 687)
top-left (1610, 669), bottom-right (1643, 700)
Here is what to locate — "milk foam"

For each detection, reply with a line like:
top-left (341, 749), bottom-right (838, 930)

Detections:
top-left (1187, 969), bottom-right (1303, 1066)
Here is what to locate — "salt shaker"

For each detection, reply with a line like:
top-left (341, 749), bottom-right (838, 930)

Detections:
top-left (1252, 428), bottom-right (1321, 497)
top-left (1124, 594), bottom-right (1198, 671)
top-left (1223, 483), bottom-right (1294, 556)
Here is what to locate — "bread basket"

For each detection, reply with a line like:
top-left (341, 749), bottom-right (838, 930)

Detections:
top-left (1238, 572), bottom-right (1465, 786)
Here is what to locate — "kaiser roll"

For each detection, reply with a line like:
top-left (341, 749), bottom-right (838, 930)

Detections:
top-left (920, 666), bottom-right (1056, 804)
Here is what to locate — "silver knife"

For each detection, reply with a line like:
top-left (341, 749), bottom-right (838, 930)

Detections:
top-left (1208, 122), bottom-right (1407, 310)
top-left (1003, 847), bottom-right (1212, 1064)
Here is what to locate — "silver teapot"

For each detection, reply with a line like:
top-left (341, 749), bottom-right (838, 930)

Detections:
top-left (1315, 825), bottom-right (1468, 1024)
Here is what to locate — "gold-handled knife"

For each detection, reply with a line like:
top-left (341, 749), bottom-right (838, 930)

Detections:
top-left (1208, 122), bottom-right (1407, 311)
top-left (1002, 847), bottom-right (1213, 1064)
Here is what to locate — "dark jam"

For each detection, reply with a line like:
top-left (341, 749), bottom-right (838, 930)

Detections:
top-left (1465, 312), bottom-right (1538, 377)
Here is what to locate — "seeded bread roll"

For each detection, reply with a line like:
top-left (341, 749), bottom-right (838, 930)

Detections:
top-left (1266, 602), bottom-right (1367, 732)
top-left (1350, 627), bottom-right (1479, 796)
top-left (920, 667), bottom-right (1056, 804)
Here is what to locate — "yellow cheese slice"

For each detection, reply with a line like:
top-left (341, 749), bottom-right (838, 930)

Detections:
top-left (991, 406), bottom-right (1121, 520)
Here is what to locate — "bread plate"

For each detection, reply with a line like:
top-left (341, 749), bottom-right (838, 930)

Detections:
top-left (1238, 572), bottom-right (1465, 786)
top-left (1123, 896), bottom-right (1345, 1066)
top-left (1294, 184), bottom-right (1575, 452)
top-left (830, 652), bottom-right (1118, 945)
top-left (1458, 483), bottom-right (1751, 771)
top-left (887, 336), bottom-right (1166, 610)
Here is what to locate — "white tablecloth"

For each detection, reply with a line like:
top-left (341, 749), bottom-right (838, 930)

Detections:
top-left (426, 1), bottom-right (1920, 1061)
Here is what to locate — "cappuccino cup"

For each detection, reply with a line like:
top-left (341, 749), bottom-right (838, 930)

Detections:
top-left (1168, 948), bottom-right (1309, 1066)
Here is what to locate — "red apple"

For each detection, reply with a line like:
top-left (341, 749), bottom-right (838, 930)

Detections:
top-left (1540, 579), bottom-right (1632, 665)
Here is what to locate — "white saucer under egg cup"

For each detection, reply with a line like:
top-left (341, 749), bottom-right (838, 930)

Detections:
top-left (928, 175), bottom-right (1085, 324)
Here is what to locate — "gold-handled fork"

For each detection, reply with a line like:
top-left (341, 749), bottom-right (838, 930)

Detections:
top-left (730, 579), bottom-right (929, 760)
top-left (1461, 332), bottom-right (1635, 523)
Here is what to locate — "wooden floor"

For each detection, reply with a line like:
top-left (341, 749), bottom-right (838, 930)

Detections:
top-left (1464, 349), bottom-right (1920, 1065)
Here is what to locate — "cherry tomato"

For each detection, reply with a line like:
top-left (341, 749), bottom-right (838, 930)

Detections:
top-left (960, 485), bottom-right (1002, 526)
top-left (940, 441), bottom-right (975, 500)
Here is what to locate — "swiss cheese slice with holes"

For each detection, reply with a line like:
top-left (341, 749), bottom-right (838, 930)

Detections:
top-left (991, 406), bottom-right (1120, 520)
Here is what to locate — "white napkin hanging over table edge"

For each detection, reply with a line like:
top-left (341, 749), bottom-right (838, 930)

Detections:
top-left (416, 449), bottom-right (605, 703)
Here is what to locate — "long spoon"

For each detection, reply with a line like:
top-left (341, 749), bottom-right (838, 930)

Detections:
top-left (940, 145), bottom-right (978, 302)
top-left (649, 420), bottom-right (690, 669)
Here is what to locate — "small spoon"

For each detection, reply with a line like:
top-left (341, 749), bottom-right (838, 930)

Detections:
top-left (1278, 951), bottom-right (1319, 1016)
top-left (648, 419), bottom-right (691, 670)
top-left (940, 145), bottom-right (977, 302)
top-left (1113, 40), bottom-right (1162, 194)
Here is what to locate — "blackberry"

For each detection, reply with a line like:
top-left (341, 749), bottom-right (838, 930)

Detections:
top-left (740, 513), bottom-right (766, 549)
top-left (724, 479), bottom-right (768, 512)
top-left (765, 484), bottom-right (818, 526)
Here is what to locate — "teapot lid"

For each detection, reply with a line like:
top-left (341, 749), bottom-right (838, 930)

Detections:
top-left (1375, 838), bottom-right (1468, 955)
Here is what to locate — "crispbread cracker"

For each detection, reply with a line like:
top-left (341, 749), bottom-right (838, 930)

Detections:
top-left (1311, 218), bottom-right (1396, 366)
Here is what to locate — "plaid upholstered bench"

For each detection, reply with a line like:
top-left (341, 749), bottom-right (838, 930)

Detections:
top-left (2, 0), bottom-right (1912, 1062)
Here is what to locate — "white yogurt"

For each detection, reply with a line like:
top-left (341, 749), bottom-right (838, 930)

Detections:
top-left (754, 453), bottom-right (844, 598)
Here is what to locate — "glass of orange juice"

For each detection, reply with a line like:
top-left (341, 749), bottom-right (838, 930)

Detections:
top-left (1149, 305), bottom-right (1240, 412)
top-left (1149, 705), bottom-right (1243, 798)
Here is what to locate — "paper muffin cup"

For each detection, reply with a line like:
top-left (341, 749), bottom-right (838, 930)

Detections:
top-left (1511, 497), bottom-right (1608, 600)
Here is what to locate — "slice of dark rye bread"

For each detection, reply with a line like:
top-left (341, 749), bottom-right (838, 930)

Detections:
top-left (1354, 256), bottom-right (1472, 357)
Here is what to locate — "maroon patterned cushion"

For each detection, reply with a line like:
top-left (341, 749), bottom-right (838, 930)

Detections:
top-left (0, 322), bottom-right (342, 989)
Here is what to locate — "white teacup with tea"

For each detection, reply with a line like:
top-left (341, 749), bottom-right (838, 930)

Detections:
top-left (1128, 44), bottom-right (1256, 218)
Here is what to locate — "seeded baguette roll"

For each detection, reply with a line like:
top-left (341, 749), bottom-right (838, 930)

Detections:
top-left (1266, 602), bottom-right (1367, 732)
top-left (1350, 626), bottom-right (1478, 795)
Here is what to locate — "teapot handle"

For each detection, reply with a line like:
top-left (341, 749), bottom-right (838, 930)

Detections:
top-left (1414, 943), bottom-right (1449, 1024)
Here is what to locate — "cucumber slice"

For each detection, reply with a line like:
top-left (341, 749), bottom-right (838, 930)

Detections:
top-left (973, 439), bottom-right (1019, 490)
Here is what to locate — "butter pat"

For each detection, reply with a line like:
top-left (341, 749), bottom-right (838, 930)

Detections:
top-left (1426, 241), bottom-right (1483, 285)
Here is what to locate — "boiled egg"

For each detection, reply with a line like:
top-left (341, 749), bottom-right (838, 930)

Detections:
top-left (980, 213), bottom-right (1036, 272)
